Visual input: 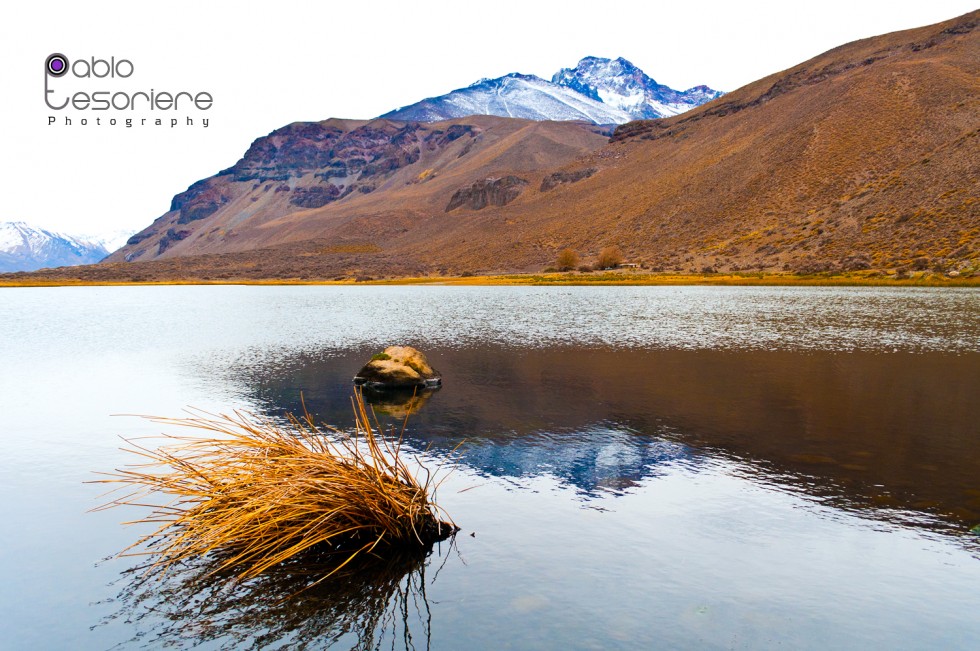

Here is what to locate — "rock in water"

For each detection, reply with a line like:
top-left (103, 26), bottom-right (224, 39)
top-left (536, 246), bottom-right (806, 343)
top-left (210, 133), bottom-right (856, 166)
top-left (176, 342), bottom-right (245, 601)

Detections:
top-left (354, 346), bottom-right (442, 390)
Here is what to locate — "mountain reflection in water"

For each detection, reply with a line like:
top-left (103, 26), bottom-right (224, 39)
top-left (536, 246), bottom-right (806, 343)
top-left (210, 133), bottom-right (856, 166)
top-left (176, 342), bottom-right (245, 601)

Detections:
top-left (231, 345), bottom-right (980, 531)
top-left (458, 426), bottom-right (689, 495)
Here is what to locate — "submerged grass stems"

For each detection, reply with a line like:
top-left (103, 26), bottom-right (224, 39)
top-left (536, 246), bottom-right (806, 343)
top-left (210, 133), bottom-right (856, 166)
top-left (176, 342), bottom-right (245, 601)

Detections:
top-left (92, 390), bottom-right (457, 581)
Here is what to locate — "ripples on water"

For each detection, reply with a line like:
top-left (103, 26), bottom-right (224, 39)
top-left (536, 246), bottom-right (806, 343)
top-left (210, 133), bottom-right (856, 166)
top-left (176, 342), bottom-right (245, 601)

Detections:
top-left (334, 286), bottom-right (975, 352)
top-left (413, 286), bottom-right (979, 352)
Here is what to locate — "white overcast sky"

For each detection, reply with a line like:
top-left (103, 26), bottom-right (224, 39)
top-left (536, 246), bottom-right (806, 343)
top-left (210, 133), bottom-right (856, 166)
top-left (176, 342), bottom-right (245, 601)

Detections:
top-left (2, 0), bottom-right (976, 238)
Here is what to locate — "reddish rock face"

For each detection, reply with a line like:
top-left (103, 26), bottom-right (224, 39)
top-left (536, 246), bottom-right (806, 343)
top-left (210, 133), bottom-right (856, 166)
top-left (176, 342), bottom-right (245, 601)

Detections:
top-left (445, 176), bottom-right (529, 212)
top-left (160, 121), bottom-right (479, 230)
top-left (539, 167), bottom-right (596, 192)
top-left (289, 185), bottom-right (346, 209)
top-left (157, 228), bottom-right (192, 254)
top-left (223, 121), bottom-right (460, 185)
top-left (171, 181), bottom-right (230, 225)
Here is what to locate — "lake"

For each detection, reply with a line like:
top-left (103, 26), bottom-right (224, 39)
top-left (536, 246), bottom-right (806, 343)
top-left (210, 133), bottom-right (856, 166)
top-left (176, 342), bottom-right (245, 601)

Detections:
top-left (0, 285), bottom-right (978, 650)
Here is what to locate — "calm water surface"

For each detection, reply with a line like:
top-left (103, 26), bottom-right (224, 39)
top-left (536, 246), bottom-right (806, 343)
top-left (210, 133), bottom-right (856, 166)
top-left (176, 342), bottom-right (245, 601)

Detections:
top-left (0, 285), bottom-right (977, 650)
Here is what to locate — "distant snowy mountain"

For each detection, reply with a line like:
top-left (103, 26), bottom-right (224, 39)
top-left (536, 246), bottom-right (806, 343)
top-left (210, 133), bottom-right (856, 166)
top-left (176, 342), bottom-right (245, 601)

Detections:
top-left (79, 228), bottom-right (136, 254)
top-left (382, 73), bottom-right (632, 124)
top-left (552, 56), bottom-right (724, 119)
top-left (0, 222), bottom-right (130, 272)
top-left (381, 57), bottom-right (722, 125)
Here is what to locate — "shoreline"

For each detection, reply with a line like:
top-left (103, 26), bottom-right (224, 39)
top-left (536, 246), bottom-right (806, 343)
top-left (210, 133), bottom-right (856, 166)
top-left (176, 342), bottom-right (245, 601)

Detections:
top-left (1, 270), bottom-right (977, 288)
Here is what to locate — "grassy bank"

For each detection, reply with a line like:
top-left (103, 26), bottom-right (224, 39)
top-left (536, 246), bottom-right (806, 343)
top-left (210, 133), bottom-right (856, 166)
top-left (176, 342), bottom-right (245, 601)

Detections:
top-left (375, 270), bottom-right (980, 287)
top-left (2, 269), bottom-right (978, 288)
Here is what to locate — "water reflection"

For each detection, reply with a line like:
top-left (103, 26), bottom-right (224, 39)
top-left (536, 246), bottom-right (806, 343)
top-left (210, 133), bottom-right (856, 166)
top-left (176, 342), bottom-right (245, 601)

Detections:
top-left (103, 541), bottom-right (454, 651)
top-left (241, 354), bottom-right (694, 498)
top-left (362, 386), bottom-right (437, 419)
top-left (223, 345), bottom-right (980, 531)
top-left (459, 425), bottom-right (689, 495)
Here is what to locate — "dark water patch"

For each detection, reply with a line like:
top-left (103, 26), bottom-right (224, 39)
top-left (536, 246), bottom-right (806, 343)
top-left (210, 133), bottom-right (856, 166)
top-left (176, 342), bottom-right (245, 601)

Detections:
top-left (232, 345), bottom-right (980, 531)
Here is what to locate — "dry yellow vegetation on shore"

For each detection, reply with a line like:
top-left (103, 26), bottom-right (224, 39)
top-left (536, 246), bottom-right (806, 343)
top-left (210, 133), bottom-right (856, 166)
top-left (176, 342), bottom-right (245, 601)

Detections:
top-left (1, 270), bottom-right (977, 288)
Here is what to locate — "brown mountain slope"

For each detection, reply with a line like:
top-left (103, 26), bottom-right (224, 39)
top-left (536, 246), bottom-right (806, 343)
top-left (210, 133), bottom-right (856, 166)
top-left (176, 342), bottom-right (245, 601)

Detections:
top-left (106, 116), bottom-right (611, 264)
top-left (17, 10), bottom-right (980, 282)
top-left (378, 8), bottom-right (978, 276)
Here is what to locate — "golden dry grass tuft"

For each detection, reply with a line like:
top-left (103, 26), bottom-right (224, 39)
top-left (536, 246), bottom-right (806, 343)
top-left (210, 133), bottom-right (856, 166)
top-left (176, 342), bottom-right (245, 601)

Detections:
top-left (93, 391), bottom-right (456, 580)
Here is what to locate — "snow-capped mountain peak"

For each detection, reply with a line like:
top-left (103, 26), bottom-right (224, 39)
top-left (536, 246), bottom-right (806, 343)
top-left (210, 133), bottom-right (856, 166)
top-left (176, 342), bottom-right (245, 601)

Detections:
top-left (381, 56), bottom-right (722, 125)
top-left (552, 56), bottom-right (724, 120)
top-left (383, 72), bottom-right (631, 124)
top-left (0, 221), bottom-right (133, 273)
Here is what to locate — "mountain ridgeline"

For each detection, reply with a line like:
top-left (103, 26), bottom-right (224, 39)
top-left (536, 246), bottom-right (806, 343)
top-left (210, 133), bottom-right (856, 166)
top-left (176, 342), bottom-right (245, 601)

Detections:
top-left (9, 11), bottom-right (980, 283)
top-left (381, 56), bottom-right (723, 124)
